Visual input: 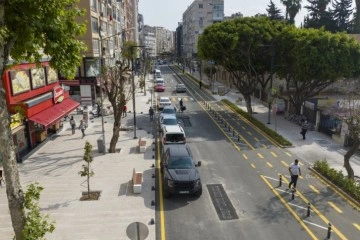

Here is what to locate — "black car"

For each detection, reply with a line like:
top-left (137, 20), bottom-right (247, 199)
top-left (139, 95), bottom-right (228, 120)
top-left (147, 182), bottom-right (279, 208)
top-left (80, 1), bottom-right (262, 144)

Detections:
top-left (161, 145), bottom-right (202, 197)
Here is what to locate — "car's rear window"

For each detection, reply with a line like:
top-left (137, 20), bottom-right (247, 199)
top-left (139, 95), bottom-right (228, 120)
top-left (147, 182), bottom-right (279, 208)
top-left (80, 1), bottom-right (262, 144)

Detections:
top-left (163, 119), bottom-right (177, 125)
top-left (160, 99), bottom-right (170, 103)
top-left (162, 108), bottom-right (175, 114)
top-left (165, 134), bottom-right (185, 143)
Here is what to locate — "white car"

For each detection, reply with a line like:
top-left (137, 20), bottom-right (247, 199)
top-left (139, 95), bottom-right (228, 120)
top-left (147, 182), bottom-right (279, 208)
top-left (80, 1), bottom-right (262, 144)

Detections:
top-left (158, 97), bottom-right (172, 110)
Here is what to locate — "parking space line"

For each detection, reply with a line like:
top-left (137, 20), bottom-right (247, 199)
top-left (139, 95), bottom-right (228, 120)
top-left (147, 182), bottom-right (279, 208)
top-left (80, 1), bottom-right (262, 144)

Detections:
top-left (303, 220), bottom-right (328, 230)
top-left (266, 162), bottom-right (273, 168)
top-left (257, 153), bottom-right (264, 159)
top-left (254, 137), bottom-right (259, 142)
top-left (251, 163), bottom-right (256, 169)
top-left (242, 154), bottom-right (248, 160)
top-left (288, 202), bottom-right (314, 212)
top-left (281, 161), bottom-right (288, 167)
top-left (328, 202), bottom-right (343, 213)
top-left (285, 152), bottom-right (292, 157)
top-left (353, 223), bottom-right (360, 231)
top-left (270, 152), bottom-right (278, 157)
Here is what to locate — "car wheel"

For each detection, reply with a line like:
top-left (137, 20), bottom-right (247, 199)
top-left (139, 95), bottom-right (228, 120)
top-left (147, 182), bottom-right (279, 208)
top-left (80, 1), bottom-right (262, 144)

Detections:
top-left (194, 187), bottom-right (202, 197)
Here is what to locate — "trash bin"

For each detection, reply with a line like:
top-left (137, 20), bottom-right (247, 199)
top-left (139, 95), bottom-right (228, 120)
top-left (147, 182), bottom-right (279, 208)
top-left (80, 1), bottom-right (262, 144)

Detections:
top-left (97, 136), bottom-right (105, 153)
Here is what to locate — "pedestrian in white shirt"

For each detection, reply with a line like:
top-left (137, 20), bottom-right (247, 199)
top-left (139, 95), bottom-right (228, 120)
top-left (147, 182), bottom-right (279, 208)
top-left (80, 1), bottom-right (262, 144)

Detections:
top-left (288, 159), bottom-right (301, 190)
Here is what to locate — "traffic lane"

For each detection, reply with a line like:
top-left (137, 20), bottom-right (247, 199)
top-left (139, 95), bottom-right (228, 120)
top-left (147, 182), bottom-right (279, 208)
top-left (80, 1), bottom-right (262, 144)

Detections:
top-left (161, 103), bottom-right (313, 240)
top-left (239, 146), bottom-right (359, 239)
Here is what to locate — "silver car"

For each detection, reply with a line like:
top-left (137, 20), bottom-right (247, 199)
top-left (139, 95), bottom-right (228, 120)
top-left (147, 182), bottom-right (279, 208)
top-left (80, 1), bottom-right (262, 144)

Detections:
top-left (176, 83), bottom-right (186, 93)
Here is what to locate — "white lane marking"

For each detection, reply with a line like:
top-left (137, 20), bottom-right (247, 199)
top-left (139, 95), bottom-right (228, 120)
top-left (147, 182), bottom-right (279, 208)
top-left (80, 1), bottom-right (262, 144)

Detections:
top-left (303, 220), bottom-right (328, 230)
top-left (288, 202), bottom-right (314, 212)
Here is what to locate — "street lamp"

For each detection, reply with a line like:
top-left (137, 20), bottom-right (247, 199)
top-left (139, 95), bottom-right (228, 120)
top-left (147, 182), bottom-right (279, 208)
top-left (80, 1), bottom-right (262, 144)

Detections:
top-left (267, 45), bottom-right (275, 124)
top-left (130, 45), bottom-right (145, 139)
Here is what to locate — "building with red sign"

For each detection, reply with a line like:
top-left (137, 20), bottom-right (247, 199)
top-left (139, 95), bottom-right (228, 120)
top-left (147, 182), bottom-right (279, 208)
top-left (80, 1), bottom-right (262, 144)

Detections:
top-left (2, 61), bottom-right (80, 162)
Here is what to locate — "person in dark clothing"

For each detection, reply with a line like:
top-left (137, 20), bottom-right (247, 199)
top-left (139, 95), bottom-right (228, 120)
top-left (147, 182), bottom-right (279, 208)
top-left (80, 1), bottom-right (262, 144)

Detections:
top-left (70, 116), bottom-right (76, 134)
top-left (97, 104), bottom-right (101, 117)
top-left (149, 107), bottom-right (154, 121)
top-left (123, 105), bottom-right (127, 117)
top-left (179, 98), bottom-right (184, 112)
top-left (199, 81), bottom-right (202, 89)
top-left (301, 120), bottom-right (309, 140)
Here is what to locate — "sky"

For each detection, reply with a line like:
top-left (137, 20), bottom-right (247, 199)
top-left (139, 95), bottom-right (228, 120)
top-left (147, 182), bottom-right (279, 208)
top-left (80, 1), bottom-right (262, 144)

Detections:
top-left (138, 0), bottom-right (357, 31)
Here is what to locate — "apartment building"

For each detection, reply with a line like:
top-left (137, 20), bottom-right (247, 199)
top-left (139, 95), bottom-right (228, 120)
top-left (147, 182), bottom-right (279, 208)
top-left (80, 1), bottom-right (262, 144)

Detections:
top-left (59, 0), bottom-right (139, 105)
top-left (182, 0), bottom-right (224, 59)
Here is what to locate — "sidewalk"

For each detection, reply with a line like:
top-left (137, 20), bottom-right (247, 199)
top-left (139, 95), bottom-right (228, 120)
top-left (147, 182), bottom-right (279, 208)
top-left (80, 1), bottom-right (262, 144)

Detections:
top-left (0, 76), bottom-right (156, 240)
top-left (189, 68), bottom-right (360, 179)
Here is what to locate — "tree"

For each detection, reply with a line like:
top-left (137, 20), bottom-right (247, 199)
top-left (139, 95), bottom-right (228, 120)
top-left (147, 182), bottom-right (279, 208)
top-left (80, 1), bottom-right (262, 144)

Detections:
top-left (325, 88), bottom-right (360, 179)
top-left (22, 182), bottom-right (55, 239)
top-left (276, 28), bottom-right (360, 114)
top-left (102, 61), bottom-right (133, 153)
top-left (198, 17), bottom-right (287, 114)
top-left (353, 0), bottom-right (360, 33)
top-left (281, 0), bottom-right (302, 24)
top-left (303, 0), bottom-right (336, 31)
top-left (267, 0), bottom-right (283, 20)
top-left (0, 1), bottom-right (86, 239)
top-left (332, 0), bottom-right (353, 32)
top-left (78, 141), bottom-right (94, 199)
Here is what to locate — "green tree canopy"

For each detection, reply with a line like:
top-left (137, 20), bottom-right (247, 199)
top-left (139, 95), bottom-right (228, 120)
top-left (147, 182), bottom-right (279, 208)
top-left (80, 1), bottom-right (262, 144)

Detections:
top-left (304, 0), bottom-right (336, 31)
top-left (267, 0), bottom-right (283, 20)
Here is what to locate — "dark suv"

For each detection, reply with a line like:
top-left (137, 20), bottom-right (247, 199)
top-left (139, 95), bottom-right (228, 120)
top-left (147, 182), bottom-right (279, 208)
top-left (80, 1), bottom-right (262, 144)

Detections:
top-left (161, 145), bottom-right (202, 197)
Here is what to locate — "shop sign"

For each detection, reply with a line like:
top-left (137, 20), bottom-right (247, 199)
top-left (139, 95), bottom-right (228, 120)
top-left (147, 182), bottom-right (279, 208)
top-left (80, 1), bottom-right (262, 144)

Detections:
top-left (53, 86), bottom-right (64, 103)
top-left (10, 113), bottom-right (22, 130)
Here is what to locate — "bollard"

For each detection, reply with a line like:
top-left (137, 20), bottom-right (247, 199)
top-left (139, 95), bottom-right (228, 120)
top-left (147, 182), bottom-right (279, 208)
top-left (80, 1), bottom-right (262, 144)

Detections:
top-left (327, 223), bottom-right (332, 239)
top-left (233, 130), bottom-right (235, 136)
top-left (150, 218), bottom-right (155, 225)
top-left (238, 135), bottom-right (240, 142)
top-left (279, 175), bottom-right (282, 187)
top-left (228, 126), bottom-right (231, 132)
top-left (151, 200), bottom-right (155, 206)
top-left (291, 190), bottom-right (295, 200)
top-left (151, 186), bottom-right (155, 191)
top-left (307, 202), bottom-right (311, 217)
top-left (224, 122), bottom-right (226, 127)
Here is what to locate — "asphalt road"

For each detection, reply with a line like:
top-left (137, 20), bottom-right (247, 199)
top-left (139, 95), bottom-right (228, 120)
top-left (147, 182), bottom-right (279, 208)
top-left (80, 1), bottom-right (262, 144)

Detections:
top-left (152, 65), bottom-right (360, 240)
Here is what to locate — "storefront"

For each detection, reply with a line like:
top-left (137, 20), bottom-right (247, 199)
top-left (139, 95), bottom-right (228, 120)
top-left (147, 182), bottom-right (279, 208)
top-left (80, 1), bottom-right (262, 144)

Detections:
top-left (2, 61), bottom-right (80, 162)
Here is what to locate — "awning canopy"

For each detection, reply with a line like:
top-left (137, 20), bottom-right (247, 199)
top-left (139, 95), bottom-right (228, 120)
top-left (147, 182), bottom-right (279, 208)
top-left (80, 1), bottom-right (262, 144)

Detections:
top-left (29, 98), bottom-right (79, 128)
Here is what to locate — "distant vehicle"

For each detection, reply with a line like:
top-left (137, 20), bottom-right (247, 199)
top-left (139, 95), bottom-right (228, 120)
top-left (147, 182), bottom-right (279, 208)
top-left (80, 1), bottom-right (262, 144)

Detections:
top-left (155, 78), bottom-right (165, 85)
top-left (176, 84), bottom-right (186, 93)
top-left (161, 144), bottom-right (202, 198)
top-left (155, 83), bottom-right (165, 92)
top-left (159, 105), bottom-right (177, 120)
top-left (158, 97), bottom-right (172, 110)
top-left (159, 115), bottom-right (179, 131)
top-left (274, 98), bottom-right (285, 113)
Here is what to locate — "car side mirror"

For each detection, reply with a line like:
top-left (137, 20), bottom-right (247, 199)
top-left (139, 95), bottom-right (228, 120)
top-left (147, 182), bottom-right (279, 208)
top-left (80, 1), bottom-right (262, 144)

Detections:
top-left (197, 161), bottom-right (201, 167)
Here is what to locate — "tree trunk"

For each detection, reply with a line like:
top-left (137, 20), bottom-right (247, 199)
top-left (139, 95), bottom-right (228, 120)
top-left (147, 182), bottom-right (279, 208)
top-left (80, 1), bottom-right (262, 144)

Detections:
top-left (0, 3), bottom-right (26, 239)
top-left (243, 94), bottom-right (253, 115)
top-left (87, 162), bottom-right (90, 199)
top-left (109, 112), bottom-right (121, 153)
top-left (344, 138), bottom-right (357, 180)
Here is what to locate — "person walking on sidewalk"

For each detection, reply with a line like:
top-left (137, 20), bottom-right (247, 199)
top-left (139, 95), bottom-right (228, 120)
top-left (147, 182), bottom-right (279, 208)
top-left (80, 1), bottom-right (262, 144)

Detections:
top-left (288, 159), bottom-right (301, 191)
top-left (199, 81), bottom-right (202, 89)
top-left (69, 116), bottom-right (76, 135)
top-left (149, 106), bottom-right (154, 121)
top-left (300, 120), bottom-right (309, 140)
top-left (123, 105), bottom-right (127, 117)
top-left (79, 120), bottom-right (87, 138)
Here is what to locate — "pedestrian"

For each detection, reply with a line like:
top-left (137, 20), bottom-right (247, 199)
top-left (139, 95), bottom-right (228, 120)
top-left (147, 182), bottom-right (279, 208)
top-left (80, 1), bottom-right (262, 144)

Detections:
top-left (123, 105), bottom-right (127, 117)
top-left (69, 116), bottom-right (76, 135)
top-left (288, 159), bottom-right (301, 191)
top-left (79, 120), bottom-right (87, 138)
top-left (199, 81), bottom-right (202, 89)
top-left (300, 120), bottom-right (309, 140)
top-left (97, 104), bottom-right (101, 117)
top-left (149, 106), bottom-right (154, 121)
top-left (179, 98), bottom-right (184, 112)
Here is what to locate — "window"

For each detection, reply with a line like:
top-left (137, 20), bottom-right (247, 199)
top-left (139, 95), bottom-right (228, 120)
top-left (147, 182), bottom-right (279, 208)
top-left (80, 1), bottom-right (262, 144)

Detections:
top-left (91, 17), bottom-right (98, 33)
top-left (90, 0), bottom-right (97, 12)
top-left (93, 39), bottom-right (99, 54)
top-left (199, 4), bottom-right (203, 8)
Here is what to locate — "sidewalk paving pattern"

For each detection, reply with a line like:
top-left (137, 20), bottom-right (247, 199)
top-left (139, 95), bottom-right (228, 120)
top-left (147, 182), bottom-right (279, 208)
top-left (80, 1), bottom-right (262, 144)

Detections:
top-left (1, 69), bottom-right (360, 239)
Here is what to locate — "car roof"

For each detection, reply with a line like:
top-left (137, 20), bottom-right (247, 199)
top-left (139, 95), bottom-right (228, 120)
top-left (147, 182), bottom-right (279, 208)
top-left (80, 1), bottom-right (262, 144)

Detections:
top-left (160, 97), bottom-right (170, 100)
top-left (161, 114), bottom-right (177, 120)
top-left (163, 125), bottom-right (184, 133)
top-left (163, 105), bottom-right (175, 110)
top-left (165, 144), bottom-right (191, 157)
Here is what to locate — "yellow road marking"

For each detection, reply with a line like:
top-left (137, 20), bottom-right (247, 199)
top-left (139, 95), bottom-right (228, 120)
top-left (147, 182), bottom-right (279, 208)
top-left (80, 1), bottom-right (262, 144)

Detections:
top-left (299, 175), bottom-right (304, 179)
top-left (157, 139), bottom-right (166, 240)
top-left (242, 154), bottom-right (248, 160)
top-left (262, 144), bottom-right (267, 148)
top-left (281, 161), bottom-right (288, 167)
top-left (353, 223), bottom-right (360, 231)
top-left (257, 153), bottom-right (264, 159)
top-left (251, 163), bottom-right (256, 168)
top-left (254, 137), bottom-right (259, 142)
top-left (328, 202), bottom-right (343, 214)
top-left (280, 174), bottom-right (348, 240)
top-left (285, 152), bottom-right (292, 157)
top-left (309, 185), bottom-right (320, 194)
top-left (242, 126), bottom-right (246, 130)
top-left (247, 131), bottom-right (252, 135)
top-left (271, 152), bottom-right (277, 157)
top-left (261, 175), bottom-right (318, 240)
top-left (266, 162), bottom-right (273, 168)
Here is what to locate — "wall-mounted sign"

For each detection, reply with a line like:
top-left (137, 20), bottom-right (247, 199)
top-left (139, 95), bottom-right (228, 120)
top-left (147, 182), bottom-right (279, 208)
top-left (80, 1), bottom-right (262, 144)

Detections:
top-left (53, 86), bottom-right (64, 103)
top-left (10, 70), bottom-right (31, 95)
top-left (46, 66), bottom-right (58, 84)
top-left (10, 113), bottom-right (23, 130)
top-left (30, 67), bottom-right (46, 89)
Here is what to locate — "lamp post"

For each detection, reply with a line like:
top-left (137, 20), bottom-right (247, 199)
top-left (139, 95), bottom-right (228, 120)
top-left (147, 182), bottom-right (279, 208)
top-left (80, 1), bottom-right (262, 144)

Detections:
top-left (130, 45), bottom-right (145, 139)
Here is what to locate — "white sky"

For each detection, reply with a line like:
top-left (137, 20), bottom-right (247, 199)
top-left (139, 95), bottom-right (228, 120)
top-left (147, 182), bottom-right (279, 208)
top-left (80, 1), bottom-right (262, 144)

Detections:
top-left (138, 0), bottom-right (356, 31)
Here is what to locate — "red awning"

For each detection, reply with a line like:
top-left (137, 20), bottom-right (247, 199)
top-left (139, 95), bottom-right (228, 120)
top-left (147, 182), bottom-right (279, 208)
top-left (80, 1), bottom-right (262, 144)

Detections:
top-left (29, 98), bottom-right (80, 128)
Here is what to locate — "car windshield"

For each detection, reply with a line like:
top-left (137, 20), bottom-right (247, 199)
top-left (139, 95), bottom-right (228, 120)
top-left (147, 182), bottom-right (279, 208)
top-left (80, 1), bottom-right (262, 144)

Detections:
top-left (177, 84), bottom-right (185, 88)
top-left (160, 99), bottom-right (170, 103)
top-left (162, 108), bottom-right (175, 114)
top-left (165, 134), bottom-right (185, 143)
top-left (168, 157), bottom-right (194, 169)
top-left (162, 118), bottom-right (177, 125)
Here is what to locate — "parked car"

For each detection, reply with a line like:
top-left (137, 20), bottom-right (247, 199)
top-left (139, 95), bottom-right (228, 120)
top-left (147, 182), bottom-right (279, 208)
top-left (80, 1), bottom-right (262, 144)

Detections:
top-left (176, 83), bottom-right (186, 93)
top-left (160, 105), bottom-right (177, 118)
top-left (161, 125), bottom-right (186, 146)
top-left (161, 144), bottom-right (202, 197)
top-left (155, 83), bottom-right (165, 92)
top-left (158, 97), bottom-right (172, 110)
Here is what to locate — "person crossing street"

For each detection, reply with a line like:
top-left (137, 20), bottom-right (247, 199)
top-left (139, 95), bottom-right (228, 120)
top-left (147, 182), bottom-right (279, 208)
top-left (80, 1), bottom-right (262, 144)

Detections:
top-left (288, 159), bottom-right (301, 191)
